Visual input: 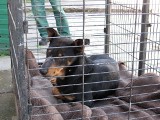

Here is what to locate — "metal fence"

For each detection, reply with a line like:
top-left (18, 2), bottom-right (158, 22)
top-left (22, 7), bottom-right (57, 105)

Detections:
top-left (109, 0), bottom-right (160, 76)
top-left (9, 0), bottom-right (160, 119)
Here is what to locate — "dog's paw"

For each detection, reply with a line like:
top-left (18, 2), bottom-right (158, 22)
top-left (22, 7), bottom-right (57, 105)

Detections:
top-left (50, 78), bottom-right (57, 85)
top-left (52, 87), bottom-right (65, 99)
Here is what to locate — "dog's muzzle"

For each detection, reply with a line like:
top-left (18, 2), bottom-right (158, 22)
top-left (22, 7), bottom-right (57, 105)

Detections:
top-left (40, 57), bottom-right (55, 75)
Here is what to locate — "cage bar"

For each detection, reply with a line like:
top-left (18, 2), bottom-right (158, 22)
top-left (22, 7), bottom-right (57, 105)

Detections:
top-left (104, 0), bottom-right (111, 53)
top-left (8, 0), bottom-right (29, 119)
top-left (138, 0), bottom-right (150, 76)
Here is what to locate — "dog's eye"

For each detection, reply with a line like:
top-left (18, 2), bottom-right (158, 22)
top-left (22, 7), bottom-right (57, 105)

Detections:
top-left (58, 53), bottom-right (62, 57)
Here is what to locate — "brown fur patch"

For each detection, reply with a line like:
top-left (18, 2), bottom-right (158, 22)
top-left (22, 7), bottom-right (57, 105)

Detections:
top-left (67, 59), bottom-right (73, 66)
top-left (52, 87), bottom-right (75, 101)
top-left (52, 87), bottom-right (65, 99)
top-left (64, 95), bottom-right (75, 101)
top-left (50, 78), bottom-right (57, 85)
top-left (46, 65), bottom-right (65, 77)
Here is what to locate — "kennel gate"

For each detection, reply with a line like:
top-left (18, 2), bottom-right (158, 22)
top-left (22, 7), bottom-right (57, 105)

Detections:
top-left (8, 0), bottom-right (160, 119)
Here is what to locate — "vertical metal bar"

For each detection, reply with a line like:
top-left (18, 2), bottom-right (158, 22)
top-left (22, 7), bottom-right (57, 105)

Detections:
top-left (128, 1), bottom-right (139, 119)
top-left (82, 0), bottom-right (85, 119)
top-left (138, 0), bottom-right (150, 76)
top-left (18, 1), bottom-right (28, 119)
top-left (104, 0), bottom-right (111, 53)
top-left (8, 0), bottom-right (29, 119)
top-left (17, 0), bottom-right (29, 118)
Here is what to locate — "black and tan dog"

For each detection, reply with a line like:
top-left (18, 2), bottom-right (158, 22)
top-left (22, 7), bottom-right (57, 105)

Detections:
top-left (40, 28), bottom-right (120, 107)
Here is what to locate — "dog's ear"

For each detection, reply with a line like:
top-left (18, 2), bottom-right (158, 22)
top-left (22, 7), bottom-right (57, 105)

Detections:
top-left (72, 39), bottom-right (90, 53)
top-left (46, 28), bottom-right (60, 41)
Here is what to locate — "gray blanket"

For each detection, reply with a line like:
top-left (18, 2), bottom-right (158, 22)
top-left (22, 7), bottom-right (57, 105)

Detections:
top-left (26, 50), bottom-right (160, 120)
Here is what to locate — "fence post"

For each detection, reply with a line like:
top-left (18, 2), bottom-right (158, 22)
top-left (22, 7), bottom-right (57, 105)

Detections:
top-left (8, 0), bottom-right (29, 119)
top-left (138, 0), bottom-right (150, 76)
top-left (104, 0), bottom-right (111, 53)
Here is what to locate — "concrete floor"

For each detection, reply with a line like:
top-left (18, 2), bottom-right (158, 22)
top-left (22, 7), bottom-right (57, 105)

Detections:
top-left (0, 56), bottom-right (16, 120)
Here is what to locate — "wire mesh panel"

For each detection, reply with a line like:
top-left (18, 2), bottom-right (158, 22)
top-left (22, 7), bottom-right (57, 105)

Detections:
top-left (109, 0), bottom-right (160, 76)
top-left (9, 0), bottom-right (160, 119)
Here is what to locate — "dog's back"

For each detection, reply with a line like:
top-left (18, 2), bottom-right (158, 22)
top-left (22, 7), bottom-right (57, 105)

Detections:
top-left (87, 54), bottom-right (120, 99)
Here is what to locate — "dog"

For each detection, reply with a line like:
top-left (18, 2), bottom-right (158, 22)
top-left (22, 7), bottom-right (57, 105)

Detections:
top-left (40, 28), bottom-right (120, 107)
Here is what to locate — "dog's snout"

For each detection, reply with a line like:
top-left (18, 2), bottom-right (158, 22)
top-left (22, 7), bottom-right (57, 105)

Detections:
top-left (39, 68), bottom-right (48, 75)
top-left (40, 57), bottom-right (54, 75)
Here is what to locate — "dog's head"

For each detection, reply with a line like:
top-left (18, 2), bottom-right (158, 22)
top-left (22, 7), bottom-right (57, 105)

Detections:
top-left (40, 28), bottom-right (90, 77)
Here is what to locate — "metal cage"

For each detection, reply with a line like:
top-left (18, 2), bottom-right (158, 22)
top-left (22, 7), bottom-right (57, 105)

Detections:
top-left (8, 0), bottom-right (160, 119)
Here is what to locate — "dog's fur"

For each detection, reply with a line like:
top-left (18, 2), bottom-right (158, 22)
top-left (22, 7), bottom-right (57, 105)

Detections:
top-left (40, 28), bottom-right (120, 107)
